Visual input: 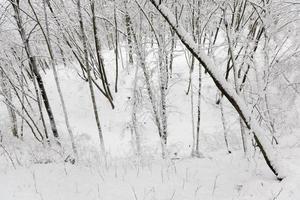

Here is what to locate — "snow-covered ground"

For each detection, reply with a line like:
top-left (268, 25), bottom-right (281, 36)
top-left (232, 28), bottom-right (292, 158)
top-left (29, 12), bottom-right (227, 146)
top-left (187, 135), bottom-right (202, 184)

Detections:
top-left (0, 47), bottom-right (299, 199)
top-left (1, 148), bottom-right (300, 200)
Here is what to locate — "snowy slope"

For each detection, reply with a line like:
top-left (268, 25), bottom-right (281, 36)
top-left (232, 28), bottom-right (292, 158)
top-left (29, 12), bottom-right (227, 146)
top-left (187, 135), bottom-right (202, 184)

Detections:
top-left (42, 46), bottom-right (247, 156)
top-left (0, 149), bottom-right (300, 200)
top-left (0, 47), bottom-right (299, 199)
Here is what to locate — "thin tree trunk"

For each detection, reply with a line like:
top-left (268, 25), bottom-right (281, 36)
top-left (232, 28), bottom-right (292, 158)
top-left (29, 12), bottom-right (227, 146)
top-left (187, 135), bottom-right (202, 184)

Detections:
top-left (194, 64), bottom-right (202, 157)
top-left (224, 14), bottom-right (247, 155)
top-left (158, 29), bottom-right (168, 151)
top-left (77, 0), bottom-right (105, 153)
top-left (35, 0), bottom-right (78, 158)
top-left (32, 73), bottom-right (49, 143)
top-left (124, 1), bottom-right (134, 64)
top-left (114, 3), bottom-right (119, 93)
top-left (190, 68), bottom-right (195, 154)
top-left (191, 0), bottom-right (202, 157)
top-left (169, 29), bottom-right (175, 78)
top-left (91, 0), bottom-right (113, 104)
top-left (0, 71), bottom-right (18, 138)
top-left (220, 98), bottom-right (231, 153)
top-left (131, 64), bottom-right (141, 155)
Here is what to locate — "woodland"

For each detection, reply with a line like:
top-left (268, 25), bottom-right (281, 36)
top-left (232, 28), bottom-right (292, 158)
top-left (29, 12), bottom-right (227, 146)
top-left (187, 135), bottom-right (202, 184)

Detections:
top-left (0, 0), bottom-right (300, 199)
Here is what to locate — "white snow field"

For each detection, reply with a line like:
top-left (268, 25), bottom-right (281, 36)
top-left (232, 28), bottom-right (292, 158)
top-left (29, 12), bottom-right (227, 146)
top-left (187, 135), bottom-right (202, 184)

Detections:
top-left (0, 47), bottom-right (300, 200)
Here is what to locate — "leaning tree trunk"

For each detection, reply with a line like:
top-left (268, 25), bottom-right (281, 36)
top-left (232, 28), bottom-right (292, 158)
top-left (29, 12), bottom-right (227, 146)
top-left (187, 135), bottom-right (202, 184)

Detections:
top-left (219, 97), bottom-right (231, 153)
top-left (150, 0), bottom-right (286, 180)
top-left (90, 0), bottom-right (113, 104)
top-left (131, 64), bottom-right (141, 155)
top-left (11, 0), bottom-right (60, 144)
top-left (77, 0), bottom-right (105, 153)
top-left (158, 32), bottom-right (168, 152)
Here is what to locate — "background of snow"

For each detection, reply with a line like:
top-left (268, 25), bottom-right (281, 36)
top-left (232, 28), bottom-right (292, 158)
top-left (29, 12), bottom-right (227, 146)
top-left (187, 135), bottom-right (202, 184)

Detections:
top-left (0, 46), bottom-right (299, 200)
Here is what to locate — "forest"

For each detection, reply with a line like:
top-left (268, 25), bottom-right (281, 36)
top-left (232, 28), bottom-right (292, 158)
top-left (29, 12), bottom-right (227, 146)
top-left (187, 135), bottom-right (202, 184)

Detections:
top-left (0, 0), bottom-right (300, 199)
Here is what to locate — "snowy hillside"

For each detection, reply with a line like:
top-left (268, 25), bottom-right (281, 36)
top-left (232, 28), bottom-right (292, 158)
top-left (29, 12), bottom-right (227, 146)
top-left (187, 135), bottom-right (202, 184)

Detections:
top-left (0, 47), bottom-right (299, 199)
top-left (1, 0), bottom-right (300, 199)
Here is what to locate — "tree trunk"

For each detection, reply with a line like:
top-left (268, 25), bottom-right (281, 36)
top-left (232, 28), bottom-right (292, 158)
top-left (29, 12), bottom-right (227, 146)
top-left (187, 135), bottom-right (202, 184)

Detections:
top-left (124, 1), bottom-right (134, 64)
top-left (77, 0), bottom-right (105, 153)
top-left (219, 98), bottom-right (231, 153)
top-left (131, 64), bottom-right (141, 155)
top-left (158, 32), bottom-right (168, 152)
top-left (194, 64), bottom-right (202, 157)
top-left (0, 71), bottom-right (18, 138)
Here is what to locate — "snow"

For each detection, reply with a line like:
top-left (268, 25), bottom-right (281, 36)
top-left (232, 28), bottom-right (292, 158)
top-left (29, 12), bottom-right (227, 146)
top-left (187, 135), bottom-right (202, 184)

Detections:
top-left (0, 46), bottom-right (299, 199)
top-left (0, 148), bottom-right (300, 200)
top-left (0, 0), bottom-right (300, 198)
top-left (0, 18), bottom-right (299, 200)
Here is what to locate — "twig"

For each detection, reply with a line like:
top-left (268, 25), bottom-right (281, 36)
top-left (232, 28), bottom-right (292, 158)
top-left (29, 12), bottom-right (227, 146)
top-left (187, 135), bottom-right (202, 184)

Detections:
top-left (212, 174), bottom-right (219, 196)
top-left (0, 144), bottom-right (16, 169)
top-left (131, 186), bottom-right (138, 200)
top-left (273, 188), bottom-right (283, 200)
